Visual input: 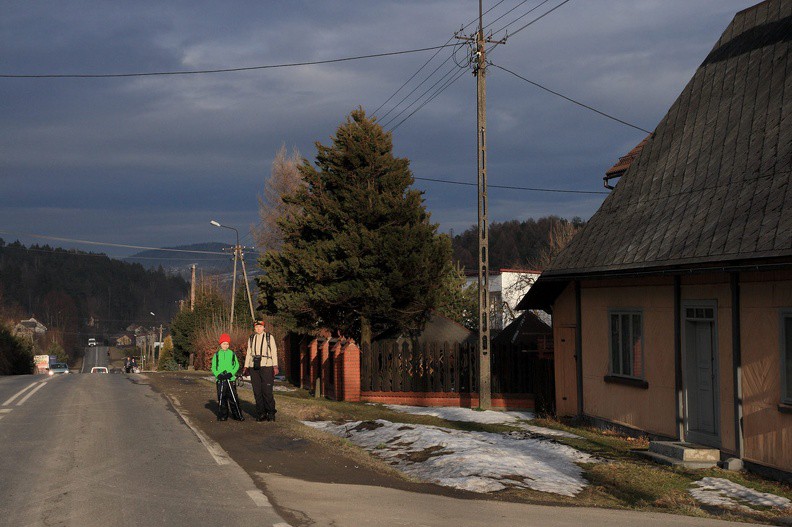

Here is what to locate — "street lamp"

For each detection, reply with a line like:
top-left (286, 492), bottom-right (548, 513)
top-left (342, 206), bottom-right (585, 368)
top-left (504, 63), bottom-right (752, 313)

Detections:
top-left (210, 220), bottom-right (255, 328)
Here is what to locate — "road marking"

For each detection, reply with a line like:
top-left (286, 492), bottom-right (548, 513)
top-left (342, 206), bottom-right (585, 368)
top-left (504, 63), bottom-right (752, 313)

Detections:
top-left (246, 489), bottom-right (272, 507)
top-left (2, 382), bottom-right (38, 406)
top-left (16, 381), bottom-right (47, 406)
top-left (164, 394), bottom-right (231, 465)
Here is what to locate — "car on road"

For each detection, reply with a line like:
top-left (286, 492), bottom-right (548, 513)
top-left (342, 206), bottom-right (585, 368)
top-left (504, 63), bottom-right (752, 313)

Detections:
top-left (88, 338), bottom-right (97, 347)
top-left (90, 366), bottom-right (108, 373)
top-left (48, 363), bottom-right (70, 375)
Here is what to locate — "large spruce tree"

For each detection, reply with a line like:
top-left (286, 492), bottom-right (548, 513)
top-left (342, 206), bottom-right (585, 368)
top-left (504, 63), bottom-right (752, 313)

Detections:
top-left (258, 108), bottom-right (452, 345)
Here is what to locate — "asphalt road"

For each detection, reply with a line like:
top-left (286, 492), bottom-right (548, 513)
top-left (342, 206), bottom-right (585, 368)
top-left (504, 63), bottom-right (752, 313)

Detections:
top-left (81, 344), bottom-right (110, 373)
top-left (0, 371), bottom-right (288, 527)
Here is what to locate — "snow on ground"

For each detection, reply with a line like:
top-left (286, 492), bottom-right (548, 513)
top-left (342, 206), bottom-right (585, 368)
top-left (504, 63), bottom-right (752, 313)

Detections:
top-left (305, 419), bottom-right (595, 496)
top-left (689, 477), bottom-right (791, 511)
top-left (382, 404), bottom-right (580, 438)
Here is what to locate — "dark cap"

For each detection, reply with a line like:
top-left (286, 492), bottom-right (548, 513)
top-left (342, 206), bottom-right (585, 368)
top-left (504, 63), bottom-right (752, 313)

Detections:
top-left (254, 320), bottom-right (265, 327)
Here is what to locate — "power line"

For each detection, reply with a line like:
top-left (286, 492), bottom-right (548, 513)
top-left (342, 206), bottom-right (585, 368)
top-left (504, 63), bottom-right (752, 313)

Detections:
top-left (381, 61), bottom-right (464, 129)
top-left (386, 0), bottom-right (566, 132)
top-left (0, 230), bottom-right (227, 255)
top-left (388, 69), bottom-right (468, 132)
top-left (0, 244), bottom-right (229, 261)
top-left (373, 0), bottom-right (509, 118)
top-left (491, 0), bottom-right (552, 35)
top-left (414, 176), bottom-right (609, 194)
top-left (505, 0), bottom-right (574, 39)
top-left (377, 47), bottom-right (463, 125)
top-left (491, 63), bottom-right (653, 134)
top-left (0, 44), bottom-right (459, 79)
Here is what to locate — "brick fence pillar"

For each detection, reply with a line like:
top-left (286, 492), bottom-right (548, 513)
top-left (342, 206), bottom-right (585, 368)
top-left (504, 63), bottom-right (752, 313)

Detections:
top-left (329, 339), bottom-right (342, 400)
top-left (309, 339), bottom-right (319, 393)
top-left (319, 339), bottom-right (330, 397)
top-left (339, 340), bottom-right (361, 402)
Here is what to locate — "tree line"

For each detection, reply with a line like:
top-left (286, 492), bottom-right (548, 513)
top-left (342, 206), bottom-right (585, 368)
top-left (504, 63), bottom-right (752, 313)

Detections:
top-left (451, 216), bottom-right (585, 271)
top-left (0, 239), bottom-right (188, 364)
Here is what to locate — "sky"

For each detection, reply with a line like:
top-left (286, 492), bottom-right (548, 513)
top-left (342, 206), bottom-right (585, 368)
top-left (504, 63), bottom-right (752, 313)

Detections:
top-left (0, 0), bottom-right (755, 258)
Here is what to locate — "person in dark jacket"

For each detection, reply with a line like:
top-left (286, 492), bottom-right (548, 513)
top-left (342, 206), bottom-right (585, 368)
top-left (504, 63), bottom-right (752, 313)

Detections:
top-left (211, 333), bottom-right (244, 422)
top-left (242, 320), bottom-right (278, 422)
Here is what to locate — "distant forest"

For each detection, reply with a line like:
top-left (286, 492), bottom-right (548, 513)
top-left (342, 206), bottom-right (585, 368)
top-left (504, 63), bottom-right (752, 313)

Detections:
top-left (0, 239), bottom-right (188, 358)
top-left (451, 216), bottom-right (585, 271)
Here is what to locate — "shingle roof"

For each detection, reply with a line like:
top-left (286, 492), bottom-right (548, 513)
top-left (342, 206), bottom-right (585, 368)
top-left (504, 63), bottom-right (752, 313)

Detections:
top-left (545, 0), bottom-right (791, 277)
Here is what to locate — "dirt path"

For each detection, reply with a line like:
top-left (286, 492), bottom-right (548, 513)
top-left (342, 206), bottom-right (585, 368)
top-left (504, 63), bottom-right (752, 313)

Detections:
top-left (146, 372), bottom-right (476, 496)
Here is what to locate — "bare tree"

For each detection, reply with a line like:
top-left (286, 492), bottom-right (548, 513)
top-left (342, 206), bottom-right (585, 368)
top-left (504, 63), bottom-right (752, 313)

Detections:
top-left (252, 144), bottom-right (305, 253)
top-left (532, 217), bottom-right (582, 270)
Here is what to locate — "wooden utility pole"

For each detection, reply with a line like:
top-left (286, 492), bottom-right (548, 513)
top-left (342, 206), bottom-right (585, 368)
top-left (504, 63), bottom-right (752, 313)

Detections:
top-left (457, 0), bottom-right (504, 410)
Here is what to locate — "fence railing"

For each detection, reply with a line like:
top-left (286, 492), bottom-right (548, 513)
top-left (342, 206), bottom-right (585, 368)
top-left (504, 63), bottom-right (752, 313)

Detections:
top-left (361, 340), bottom-right (543, 395)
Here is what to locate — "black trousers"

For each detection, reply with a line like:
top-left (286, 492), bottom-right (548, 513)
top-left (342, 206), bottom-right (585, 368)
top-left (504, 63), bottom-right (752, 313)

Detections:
top-left (250, 366), bottom-right (276, 417)
top-left (216, 380), bottom-right (243, 420)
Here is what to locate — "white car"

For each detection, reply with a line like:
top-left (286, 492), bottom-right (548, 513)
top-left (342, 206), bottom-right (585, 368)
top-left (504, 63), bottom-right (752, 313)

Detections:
top-left (88, 338), bottom-right (97, 347)
top-left (90, 366), bottom-right (108, 373)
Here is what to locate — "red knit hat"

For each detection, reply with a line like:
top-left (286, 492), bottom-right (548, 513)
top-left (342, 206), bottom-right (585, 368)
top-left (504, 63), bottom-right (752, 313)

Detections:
top-left (219, 333), bottom-right (231, 345)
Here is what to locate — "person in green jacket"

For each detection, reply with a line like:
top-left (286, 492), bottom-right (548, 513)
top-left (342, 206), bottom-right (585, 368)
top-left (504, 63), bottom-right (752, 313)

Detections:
top-left (211, 333), bottom-right (244, 422)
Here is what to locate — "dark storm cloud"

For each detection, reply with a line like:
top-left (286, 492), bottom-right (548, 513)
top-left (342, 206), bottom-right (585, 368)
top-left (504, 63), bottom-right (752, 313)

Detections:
top-left (0, 0), bottom-right (754, 255)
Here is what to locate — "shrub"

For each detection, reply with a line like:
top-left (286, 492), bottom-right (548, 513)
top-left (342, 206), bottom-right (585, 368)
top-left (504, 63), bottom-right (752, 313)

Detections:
top-left (0, 324), bottom-right (34, 375)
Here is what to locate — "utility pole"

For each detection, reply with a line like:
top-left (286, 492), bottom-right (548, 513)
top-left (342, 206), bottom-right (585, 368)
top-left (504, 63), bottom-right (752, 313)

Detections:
top-left (229, 245), bottom-right (239, 328)
top-left (239, 249), bottom-right (256, 321)
top-left (190, 264), bottom-right (196, 311)
top-left (211, 220), bottom-right (256, 330)
top-left (457, 0), bottom-right (505, 410)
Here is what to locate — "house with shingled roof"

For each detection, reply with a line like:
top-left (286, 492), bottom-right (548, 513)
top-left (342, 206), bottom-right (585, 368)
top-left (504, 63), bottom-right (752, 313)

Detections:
top-left (518, 0), bottom-right (791, 479)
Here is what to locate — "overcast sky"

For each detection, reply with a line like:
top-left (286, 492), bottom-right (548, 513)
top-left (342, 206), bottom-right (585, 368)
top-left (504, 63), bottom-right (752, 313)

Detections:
top-left (0, 0), bottom-right (754, 258)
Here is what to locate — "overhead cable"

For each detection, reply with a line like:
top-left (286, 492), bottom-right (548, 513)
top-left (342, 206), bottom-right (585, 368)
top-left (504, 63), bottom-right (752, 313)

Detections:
top-left (373, 0), bottom-right (508, 117)
top-left (414, 177), bottom-right (609, 194)
top-left (0, 230), bottom-right (227, 255)
top-left (505, 0), bottom-right (575, 39)
top-left (491, 63), bottom-right (653, 134)
top-left (0, 44), bottom-right (459, 79)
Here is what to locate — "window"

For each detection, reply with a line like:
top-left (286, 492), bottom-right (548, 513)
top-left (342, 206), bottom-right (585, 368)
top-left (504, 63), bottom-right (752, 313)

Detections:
top-left (782, 311), bottom-right (792, 405)
top-left (609, 310), bottom-right (644, 379)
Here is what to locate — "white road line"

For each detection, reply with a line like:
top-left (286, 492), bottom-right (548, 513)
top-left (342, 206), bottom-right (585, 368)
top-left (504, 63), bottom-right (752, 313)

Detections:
top-left (16, 381), bottom-right (47, 406)
top-left (2, 382), bottom-right (38, 406)
top-left (246, 489), bottom-right (272, 507)
top-left (164, 395), bottom-right (231, 465)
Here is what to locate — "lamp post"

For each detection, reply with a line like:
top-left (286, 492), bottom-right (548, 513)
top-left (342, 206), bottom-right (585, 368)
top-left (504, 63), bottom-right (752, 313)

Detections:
top-left (210, 220), bottom-right (256, 329)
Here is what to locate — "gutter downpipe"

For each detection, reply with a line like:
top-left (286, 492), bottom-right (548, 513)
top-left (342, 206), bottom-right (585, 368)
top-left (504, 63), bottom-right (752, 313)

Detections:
top-left (731, 272), bottom-right (744, 458)
top-left (575, 280), bottom-right (584, 417)
top-left (674, 275), bottom-right (684, 440)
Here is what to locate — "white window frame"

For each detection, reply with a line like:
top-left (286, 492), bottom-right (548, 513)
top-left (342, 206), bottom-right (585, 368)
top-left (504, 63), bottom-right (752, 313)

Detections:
top-left (608, 309), bottom-right (645, 380)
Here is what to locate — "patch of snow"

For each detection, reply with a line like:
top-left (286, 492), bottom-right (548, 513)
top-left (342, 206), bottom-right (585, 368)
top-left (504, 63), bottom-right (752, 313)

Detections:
top-left (305, 419), bottom-right (595, 496)
top-left (273, 385), bottom-right (296, 392)
top-left (382, 404), bottom-right (579, 438)
top-left (689, 477), bottom-right (791, 511)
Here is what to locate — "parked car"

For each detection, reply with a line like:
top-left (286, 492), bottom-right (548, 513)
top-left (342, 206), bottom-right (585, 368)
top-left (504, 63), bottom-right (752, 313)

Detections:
top-left (48, 363), bottom-right (70, 375)
top-left (90, 367), bottom-right (108, 373)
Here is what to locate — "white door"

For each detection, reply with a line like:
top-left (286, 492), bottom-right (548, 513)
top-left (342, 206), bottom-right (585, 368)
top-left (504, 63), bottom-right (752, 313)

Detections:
top-left (683, 302), bottom-right (720, 447)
